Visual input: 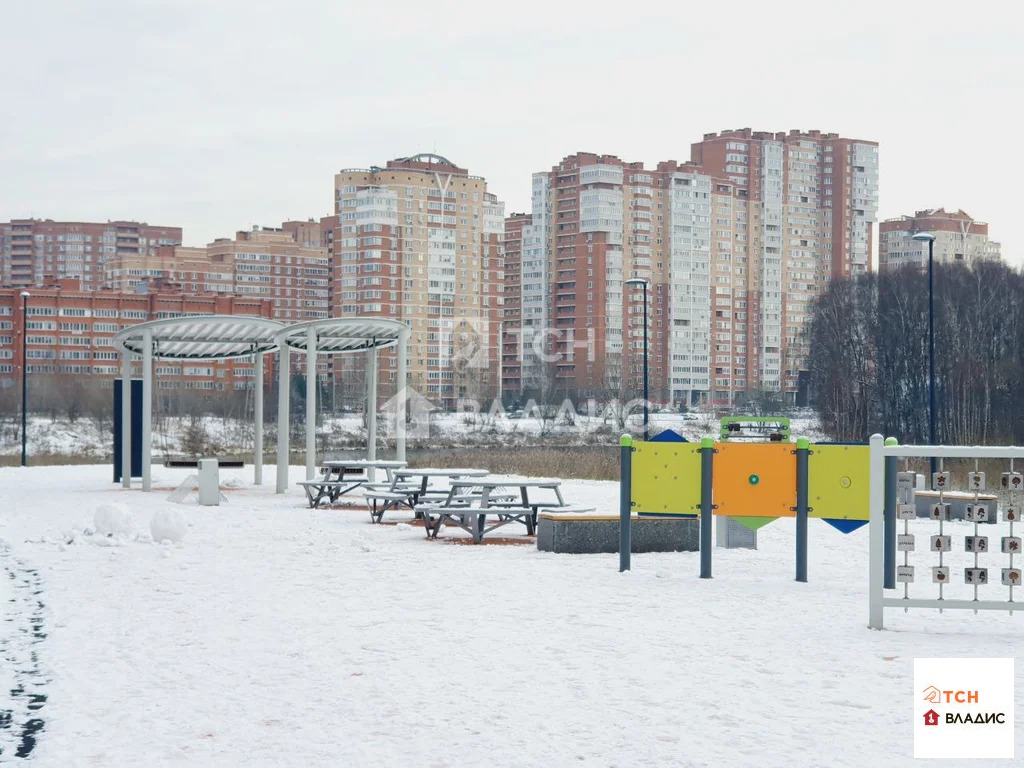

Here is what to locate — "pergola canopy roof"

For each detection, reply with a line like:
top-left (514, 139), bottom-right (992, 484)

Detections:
top-left (113, 315), bottom-right (285, 360)
top-left (277, 317), bottom-right (407, 354)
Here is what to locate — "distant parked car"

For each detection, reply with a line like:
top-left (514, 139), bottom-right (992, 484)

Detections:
top-left (681, 413), bottom-right (700, 421)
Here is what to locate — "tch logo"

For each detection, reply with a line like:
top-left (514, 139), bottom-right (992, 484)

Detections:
top-left (923, 685), bottom-right (978, 704)
top-left (924, 709), bottom-right (940, 727)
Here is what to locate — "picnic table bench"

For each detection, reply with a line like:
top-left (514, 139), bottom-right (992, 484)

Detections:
top-left (298, 459), bottom-right (406, 509)
top-left (416, 478), bottom-right (568, 543)
top-left (417, 504), bottom-right (538, 543)
top-left (364, 468), bottom-right (488, 524)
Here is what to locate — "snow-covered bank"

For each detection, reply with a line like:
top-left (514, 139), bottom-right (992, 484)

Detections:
top-left (0, 412), bottom-right (828, 461)
top-left (0, 464), bottom-right (1019, 766)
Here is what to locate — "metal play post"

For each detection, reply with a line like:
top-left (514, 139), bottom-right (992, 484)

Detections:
top-left (868, 434), bottom-right (886, 629)
top-left (619, 434), bottom-right (632, 572)
top-left (795, 437), bottom-right (809, 582)
top-left (700, 436), bottom-right (714, 579)
top-left (883, 437), bottom-right (898, 589)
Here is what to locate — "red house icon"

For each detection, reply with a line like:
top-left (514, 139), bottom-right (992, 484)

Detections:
top-left (924, 709), bottom-right (940, 726)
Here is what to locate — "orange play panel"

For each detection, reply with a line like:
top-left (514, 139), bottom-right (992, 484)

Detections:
top-left (713, 442), bottom-right (796, 517)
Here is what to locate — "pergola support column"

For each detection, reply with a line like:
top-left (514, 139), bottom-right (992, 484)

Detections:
top-left (254, 352), bottom-right (264, 485)
top-left (276, 344), bottom-right (290, 493)
top-left (141, 329), bottom-right (153, 492)
top-left (396, 326), bottom-right (408, 463)
top-left (120, 349), bottom-right (132, 489)
top-left (366, 346), bottom-right (377, 481)
top-left (305, 327), bottom-right (317, 482)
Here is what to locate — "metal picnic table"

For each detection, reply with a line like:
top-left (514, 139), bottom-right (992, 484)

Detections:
top-left (363, 468), bottom-right (491, 524)
top-left (392, 467), bottom-right (490, 504)
top-left (421, 478), bottom-right (567, 543)
top-left (298, 459), bottom-right (407, 508)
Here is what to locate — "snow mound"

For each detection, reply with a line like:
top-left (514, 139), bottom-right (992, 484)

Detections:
top-left (395, 523), bottom-right (411, 531)
top-left (150, 508), bottom-right (187, 543)
top-left (93, 503), bottom-right (135, 537)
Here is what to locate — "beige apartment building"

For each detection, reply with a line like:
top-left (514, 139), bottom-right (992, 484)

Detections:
top-left (104, 224), bottom-right (330, 324)
top-left (879, 208), bottom-right (1001, 270)
top-left (0, 219), bottom-right (182, 290)
top-left (331, 153), bottom-right (504, 406)
top-left (509, 130), bottom-right (879, 407)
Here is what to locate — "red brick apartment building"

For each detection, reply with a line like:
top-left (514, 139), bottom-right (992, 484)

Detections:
top-left (0, 279), bottom-right (273, 393)
top-left (0, 219), bottom-right (182, 290)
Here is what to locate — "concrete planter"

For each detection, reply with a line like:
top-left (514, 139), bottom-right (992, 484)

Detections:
top-left (537, 514), bottom-right (699, 554)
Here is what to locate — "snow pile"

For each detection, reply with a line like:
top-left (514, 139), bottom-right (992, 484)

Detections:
top-left (150, 508), bottom-right (187, 543)
top-left (93, 503), bottom-right (135, 538)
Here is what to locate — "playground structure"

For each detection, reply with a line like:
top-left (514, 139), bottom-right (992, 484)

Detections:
top-left (718, 416), bottom-right (791, 442)
top-left (868, 435), bottom-right (1023, 629)
top-left (619, 431), bottom-right (870, 580)
top-left (716, 415), bottom-right (793, 548)
top-left (619, 430), bottom-right (1024, 629)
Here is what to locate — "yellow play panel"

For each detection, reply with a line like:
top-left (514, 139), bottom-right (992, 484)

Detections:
top-left (807, 444), bottom-right (870, 520)
top-left (713, 442), bottom-right (796, 517)
top-left (631, 442), bottom-right (702, 516)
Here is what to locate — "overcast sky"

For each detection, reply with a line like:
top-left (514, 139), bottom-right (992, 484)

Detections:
top-left (2, 0), bottom-right (1021, 262)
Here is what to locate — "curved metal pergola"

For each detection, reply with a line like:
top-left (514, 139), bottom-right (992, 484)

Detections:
top-left (113, 316), bottom-right (285, 492)
top-left (114, 315), bottom-right (410, 496)
top-left (114, 315), bottom-right (284, 359)
top-left (273, 317), bottom-right (410, 491)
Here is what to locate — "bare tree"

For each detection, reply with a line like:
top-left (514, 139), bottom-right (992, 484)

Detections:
top-left (809, 261), bottom-right (1024, 445)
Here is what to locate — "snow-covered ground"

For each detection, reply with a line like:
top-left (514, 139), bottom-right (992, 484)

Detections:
top-left (1, 464), bottom-right (1020, 766)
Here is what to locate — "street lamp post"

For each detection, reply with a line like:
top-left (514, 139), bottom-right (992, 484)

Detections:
top-left (497, 320), bottom-right (503, 406)
top-left (20, 290), bottom-right (30, 467)
top-left (625, 278), bottom-right (650, 441)
top-left (912, 231), bottom-right (937, 478)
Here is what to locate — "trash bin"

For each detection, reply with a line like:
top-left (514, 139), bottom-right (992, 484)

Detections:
top-left (198, 458), bottom-right (220, 506)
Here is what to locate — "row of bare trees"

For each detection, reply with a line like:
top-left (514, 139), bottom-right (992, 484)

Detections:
top-left (808, 260), bottom-right (1024, 444)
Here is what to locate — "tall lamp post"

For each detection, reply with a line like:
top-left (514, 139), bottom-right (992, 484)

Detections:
top-left (624, 278), bottom-right (650, 441)
top-left (20, 290), bottom-right (30, 467)
top-left (911, 231), bottom-right (937, 478)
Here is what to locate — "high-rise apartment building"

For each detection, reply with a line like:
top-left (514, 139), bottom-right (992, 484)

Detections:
top-left (513, 153), bottom-right (731, 405)
top-left (501, 213), bottom-right (529, 395)
top-left (691, 129), bottom-right (879, 400)
top-left (0, 219), bottom-right (182, 289)
top-left (332, 154), bottom-right (504, 406)
top-left (879, 208), bottom-right (1001, 270)
top-left (511, 130), bottom-right (878, 407)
